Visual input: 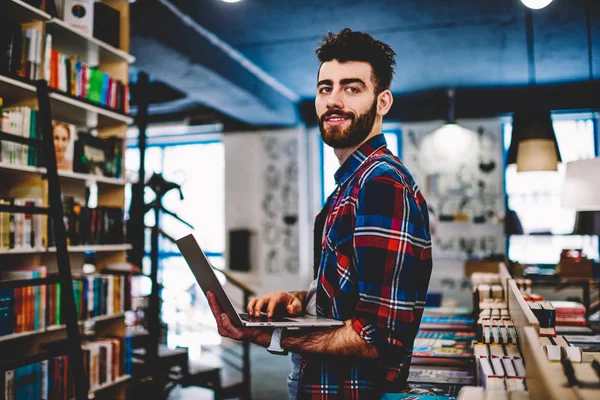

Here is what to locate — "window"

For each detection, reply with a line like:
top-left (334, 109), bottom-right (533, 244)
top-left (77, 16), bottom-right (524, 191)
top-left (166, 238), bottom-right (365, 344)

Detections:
top-left (504, 118), bottom-right (599, 264)
top-left (125, 128), bottom-right (225, 349)
top-left (321, 130), bottom-right (401, 202)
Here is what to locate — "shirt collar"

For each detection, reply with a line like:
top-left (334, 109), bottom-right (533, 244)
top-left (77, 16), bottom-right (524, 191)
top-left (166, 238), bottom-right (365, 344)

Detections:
top-left (334, 134), bottom-right (387, 187)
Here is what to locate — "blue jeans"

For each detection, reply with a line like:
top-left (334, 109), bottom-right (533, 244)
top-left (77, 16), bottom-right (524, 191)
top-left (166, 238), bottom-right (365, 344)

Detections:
top-left (287, 353), bottom-right (302, 399)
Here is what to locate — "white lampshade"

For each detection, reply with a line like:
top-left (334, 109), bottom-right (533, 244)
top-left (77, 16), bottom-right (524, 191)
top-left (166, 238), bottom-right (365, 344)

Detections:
top-left (561, 156), bottom-right (600, 211)
top-left (516, 139), bottom-right (559, 172)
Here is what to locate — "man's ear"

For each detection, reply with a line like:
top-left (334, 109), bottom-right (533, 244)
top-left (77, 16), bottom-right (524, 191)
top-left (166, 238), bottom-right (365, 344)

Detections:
top-left (377, 90), bottom-right (393, 117)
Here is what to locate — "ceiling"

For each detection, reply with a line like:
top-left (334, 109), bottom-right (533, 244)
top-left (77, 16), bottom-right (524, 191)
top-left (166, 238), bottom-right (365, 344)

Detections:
top-left (130, 0), bottom-right (600, 126)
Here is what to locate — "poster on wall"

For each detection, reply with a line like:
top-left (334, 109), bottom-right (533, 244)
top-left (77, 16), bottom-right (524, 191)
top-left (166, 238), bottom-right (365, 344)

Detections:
top-left (260, 134), bottom-right (300, 275)
top-left (401, 119), bottom-right (506, 260)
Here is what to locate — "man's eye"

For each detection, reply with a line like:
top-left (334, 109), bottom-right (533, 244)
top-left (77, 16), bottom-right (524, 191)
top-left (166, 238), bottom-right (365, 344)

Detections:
top-left (319, 87), bottom-right (332, 94)
top-left (346, 87), bottom-right (359, 93)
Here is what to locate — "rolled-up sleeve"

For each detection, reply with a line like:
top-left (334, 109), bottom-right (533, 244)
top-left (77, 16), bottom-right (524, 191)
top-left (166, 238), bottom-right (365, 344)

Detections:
top-left (349, 175), bottom-right (432, 362)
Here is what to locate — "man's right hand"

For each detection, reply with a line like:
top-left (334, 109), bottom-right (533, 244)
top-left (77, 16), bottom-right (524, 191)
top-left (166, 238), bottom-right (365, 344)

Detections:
top-left (247, 290), bottom-right (304, 318)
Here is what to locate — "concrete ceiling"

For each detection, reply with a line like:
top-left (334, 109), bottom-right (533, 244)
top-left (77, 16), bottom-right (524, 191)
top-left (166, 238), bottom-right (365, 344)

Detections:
top-left (130, 0), bottom-right (600, 126)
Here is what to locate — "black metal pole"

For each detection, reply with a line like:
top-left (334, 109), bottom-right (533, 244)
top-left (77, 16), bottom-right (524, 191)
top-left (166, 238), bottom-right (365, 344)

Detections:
top-left (36, 80), bottom-right (89, 400)
top-left (148, 202), bottom-right (162, 386)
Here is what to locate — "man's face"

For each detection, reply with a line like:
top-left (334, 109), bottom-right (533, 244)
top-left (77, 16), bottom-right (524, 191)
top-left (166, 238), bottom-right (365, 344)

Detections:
top-left (316, 60), bottom-right (378, 149)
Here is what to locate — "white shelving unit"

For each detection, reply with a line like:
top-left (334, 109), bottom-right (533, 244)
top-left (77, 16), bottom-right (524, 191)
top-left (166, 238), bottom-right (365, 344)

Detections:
top-left (46, 18), bottom-right (135, 65)
top-left (88, 375), bottom-right (132, 399)
top-left (0, 244), bottom-right (132, 255)
top-left (9, 0), bottom-right (51, 23)
top-left (0, 75), bottom-right (133, 128)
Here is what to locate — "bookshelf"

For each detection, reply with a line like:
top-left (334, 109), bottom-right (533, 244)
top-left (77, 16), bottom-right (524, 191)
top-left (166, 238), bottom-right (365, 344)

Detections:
top-left (1, 1), bottom-right (134, 398)
top-left (8, 0), bottom-right (51, 24)
top-left (0, 75), bottom-right (134, 127)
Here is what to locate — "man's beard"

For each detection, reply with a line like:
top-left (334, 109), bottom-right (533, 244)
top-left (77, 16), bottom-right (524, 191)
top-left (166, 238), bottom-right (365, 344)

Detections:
top-left (318, 99), bottom-right (378, 149)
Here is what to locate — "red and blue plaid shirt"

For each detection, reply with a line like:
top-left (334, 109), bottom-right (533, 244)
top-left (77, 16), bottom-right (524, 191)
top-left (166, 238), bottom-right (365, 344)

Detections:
top-left (298, 134), bottom-right (433, 399)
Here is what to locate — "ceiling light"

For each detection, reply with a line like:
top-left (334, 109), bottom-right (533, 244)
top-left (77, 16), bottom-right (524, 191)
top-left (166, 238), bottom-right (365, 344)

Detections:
top-left (520, 0), bottom-right (553, 10)
top-left (221, 0), bottom-right (242, 3)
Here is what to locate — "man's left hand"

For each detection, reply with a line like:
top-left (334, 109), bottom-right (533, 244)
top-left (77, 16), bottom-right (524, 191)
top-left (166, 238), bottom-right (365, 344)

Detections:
top-left (206, 291), bottom-right (270, 346)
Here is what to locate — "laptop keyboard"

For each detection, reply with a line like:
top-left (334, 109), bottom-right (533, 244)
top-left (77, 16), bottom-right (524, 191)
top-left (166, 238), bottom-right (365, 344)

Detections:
top-left (239, 313), bottom-right (296, 323)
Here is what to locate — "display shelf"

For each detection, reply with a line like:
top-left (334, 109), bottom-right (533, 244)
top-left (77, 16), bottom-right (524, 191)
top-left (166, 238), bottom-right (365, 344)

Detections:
top-left (9, 0), bottom-right (51, 24)
top-left (0, 74), bottom-right (36, 102)
top-left (85, 312), bottom-right (126, 324)
top-left (46, 18), bottom-right (135, 65)
top-left (0, 162), bottom-right (46, 175)
top-left (48, 244), bottom-right (133, 253)
top-left (0, 164), bottom-right (126, 185)
top-left (57, 170), bottom-right (126, 186)
top-left (49, 91), bottom-right (133, 128)
top-left (0, 247), bottom-right (47, 255)
top-left (0, 244), bottom-right (132, 255)
top-left (0, 314), bottom-right (125, 344)
top-left (88, 375), bottom-right (132, 399)
top-left (0, 75), bottom-right (133, 128)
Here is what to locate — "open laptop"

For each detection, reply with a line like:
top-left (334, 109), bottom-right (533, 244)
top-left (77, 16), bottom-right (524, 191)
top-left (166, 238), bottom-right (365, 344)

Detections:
top-left (176, 233), bottom-right (344, 328)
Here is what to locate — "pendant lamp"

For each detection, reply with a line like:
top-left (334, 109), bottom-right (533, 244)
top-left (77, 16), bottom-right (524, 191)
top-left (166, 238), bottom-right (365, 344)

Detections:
top-left (507, 8), bottom-right (561, 172)
top-left (506, 110), bottom-right (561, 172)
top-left (419, 89), bottom-right (479, 174)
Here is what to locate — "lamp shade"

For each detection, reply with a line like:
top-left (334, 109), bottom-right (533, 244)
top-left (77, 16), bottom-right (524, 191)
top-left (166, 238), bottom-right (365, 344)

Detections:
top-left (507, 110), bottom-right (561, 171)
top-left (573, 211), bottom-right (600, 235)
top-left (516, 139), bottom-right (559, 172)
top-left (561, 157), bottom-right (600, 211)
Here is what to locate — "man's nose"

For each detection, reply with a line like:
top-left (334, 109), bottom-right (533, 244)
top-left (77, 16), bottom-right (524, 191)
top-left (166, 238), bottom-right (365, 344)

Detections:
top-left (326, 90), bottom-right (344, 110)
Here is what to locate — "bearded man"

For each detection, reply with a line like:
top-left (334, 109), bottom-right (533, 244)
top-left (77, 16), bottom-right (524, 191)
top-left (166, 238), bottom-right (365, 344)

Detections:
top-left (208, 28), bottom-right (433, 399)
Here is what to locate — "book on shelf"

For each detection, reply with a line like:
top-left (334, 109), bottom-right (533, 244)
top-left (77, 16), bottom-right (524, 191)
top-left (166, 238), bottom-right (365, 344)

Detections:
top-left (1, 106), bottom-right (40, 168)
top-left (0, 196), bottom-right (44, 251)
top-left (1, 23), bottom-right (130, 113)
top-left (409, 366), bottom-right (476, 385)
top-left (48, 196), bottom-right (124, 247)
top-left (82, 338), bottom-right (118, 391)
top-left (0, 266), bottom-right (47, 335)
top-left (0, 269), bottom-right (128, 338)
top-left (1, 355), bottom-right (75, 400)
top-left (49, 48), bottom-right (129, 113)
top-left (0, 22), bottom-right (23, 76)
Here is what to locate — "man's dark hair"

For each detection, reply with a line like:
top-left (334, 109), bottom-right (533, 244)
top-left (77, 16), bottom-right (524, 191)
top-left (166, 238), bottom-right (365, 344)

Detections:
top-left (316, 28), bottom-right (396, 94)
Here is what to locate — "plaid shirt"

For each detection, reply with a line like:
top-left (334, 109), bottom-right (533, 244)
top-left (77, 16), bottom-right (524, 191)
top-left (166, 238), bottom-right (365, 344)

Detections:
top-left (298, 134), bottom-right (433, 399)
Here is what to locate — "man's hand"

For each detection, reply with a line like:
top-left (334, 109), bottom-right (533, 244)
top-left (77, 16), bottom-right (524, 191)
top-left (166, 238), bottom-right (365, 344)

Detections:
top-left (206, 291), bottom-right (270, 346)
top-left (247, 290), bottom-right (304, 318)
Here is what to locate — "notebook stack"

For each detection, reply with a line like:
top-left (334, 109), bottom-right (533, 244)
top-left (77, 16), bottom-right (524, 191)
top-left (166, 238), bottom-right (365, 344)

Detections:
top-left (399, 306), bottom-right (477, 399)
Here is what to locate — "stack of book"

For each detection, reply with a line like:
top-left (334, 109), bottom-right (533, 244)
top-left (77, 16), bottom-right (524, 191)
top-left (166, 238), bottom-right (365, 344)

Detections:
top-left (477, 309), bottom-right (517, 345)
top-left (473, 343), bottom-right (526, 391)
top-left (550, 301), bottom-right (587, 331)
top-left (472, 273), bottom-right (507, 313)
top-left (400, 306), bottom-right (477, 398)
top-left (1, 354), bottom-right (74, 399)
top-left (0, 106), bottom-right (40, 167)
